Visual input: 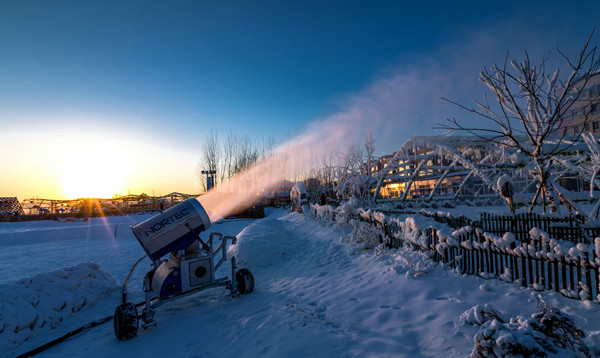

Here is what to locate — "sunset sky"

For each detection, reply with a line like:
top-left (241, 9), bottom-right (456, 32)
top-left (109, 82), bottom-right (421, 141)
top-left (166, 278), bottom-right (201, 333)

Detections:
top-left (1, 0), bottom-right (598, 200)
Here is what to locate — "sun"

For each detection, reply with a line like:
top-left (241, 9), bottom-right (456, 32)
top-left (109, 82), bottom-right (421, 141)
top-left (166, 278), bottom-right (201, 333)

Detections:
top-left (61, 150), bottom-right (127, 199)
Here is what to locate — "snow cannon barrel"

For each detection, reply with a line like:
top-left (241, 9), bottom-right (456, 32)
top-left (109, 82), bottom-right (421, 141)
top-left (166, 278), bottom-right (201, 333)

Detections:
top-left (131, 198), bottom-right (211, 262)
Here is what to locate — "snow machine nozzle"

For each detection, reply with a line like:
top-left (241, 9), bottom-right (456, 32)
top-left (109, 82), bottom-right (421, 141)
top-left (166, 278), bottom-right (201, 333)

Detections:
top-left (131, 198), bottom-right (211, 261)
top-left (115, 198), bottom-right (255, 341)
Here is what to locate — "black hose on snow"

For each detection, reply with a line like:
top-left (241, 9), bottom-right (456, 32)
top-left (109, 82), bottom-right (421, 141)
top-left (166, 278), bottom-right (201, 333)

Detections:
top-left (16, 315), bottom-right (114, 358)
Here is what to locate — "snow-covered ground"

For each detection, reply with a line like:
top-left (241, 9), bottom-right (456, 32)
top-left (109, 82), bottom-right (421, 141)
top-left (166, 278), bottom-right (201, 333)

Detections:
top-left (1, 208), bottom-right (599, 357)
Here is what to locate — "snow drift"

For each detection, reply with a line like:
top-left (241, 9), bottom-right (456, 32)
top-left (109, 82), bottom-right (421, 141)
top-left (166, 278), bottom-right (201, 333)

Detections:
top-left (0, 262), bottom-right (120, 353)
top-left (228, 215), bottom-right (301, 268)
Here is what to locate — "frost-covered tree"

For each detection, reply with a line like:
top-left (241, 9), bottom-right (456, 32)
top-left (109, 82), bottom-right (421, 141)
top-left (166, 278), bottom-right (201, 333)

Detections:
top-left (442, 31), bottom-right (600, 213)
top-left (333, 134), bottom-right (377, 205)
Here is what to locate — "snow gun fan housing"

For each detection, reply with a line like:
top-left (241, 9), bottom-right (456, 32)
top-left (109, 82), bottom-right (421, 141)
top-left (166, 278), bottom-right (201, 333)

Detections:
top-left (115, 198), bottom-right (254, 341)
top-left (131, 198), bottom-right (211, 262)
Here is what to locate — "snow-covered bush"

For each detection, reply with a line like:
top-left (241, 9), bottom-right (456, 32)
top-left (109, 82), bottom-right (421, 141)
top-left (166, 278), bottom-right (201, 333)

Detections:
top-left (335, 197), bottom-right (361, 224)
top-left (332, 137), bottom-right (377, 206)
top-left (343, 220), bottom-right (381, 251)
top-left (459, 304), bottom-right (507, 326)
top-left (311, 204), bottom-right (336, 224)
top-left (462, 297), bottom-right (591, 357)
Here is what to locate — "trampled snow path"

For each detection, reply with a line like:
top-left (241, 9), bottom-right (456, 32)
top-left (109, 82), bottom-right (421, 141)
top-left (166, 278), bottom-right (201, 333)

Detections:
top-left (6, 209), bottom-right (600, 357)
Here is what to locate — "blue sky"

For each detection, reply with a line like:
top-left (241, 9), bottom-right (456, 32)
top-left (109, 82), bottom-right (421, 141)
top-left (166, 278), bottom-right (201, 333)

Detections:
top-left (1, 0), bottom-right (599, 199)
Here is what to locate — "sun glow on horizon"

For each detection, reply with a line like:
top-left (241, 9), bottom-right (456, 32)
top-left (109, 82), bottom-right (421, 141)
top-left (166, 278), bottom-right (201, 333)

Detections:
top-left (61, 150), bottom-right (128, 199)
top-left (1, 125), bottom-right (201, 201)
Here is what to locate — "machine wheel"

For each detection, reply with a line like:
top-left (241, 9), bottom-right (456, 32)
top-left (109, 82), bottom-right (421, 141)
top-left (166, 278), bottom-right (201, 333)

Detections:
top-left (114, 302), bottom-right (138, 340)
top-left (236, 268), bottom-right (254, 294)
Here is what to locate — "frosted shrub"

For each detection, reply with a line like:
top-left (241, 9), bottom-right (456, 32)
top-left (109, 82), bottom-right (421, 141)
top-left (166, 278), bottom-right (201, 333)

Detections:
top-left (463, 297), bottom-right (591, 357)
top-left (344, 221), bottom-right (381, 250)
top-left (312, 204), bottom-right (336, 224)
top-left (335, 197), bottom-right (360, 225)
top-left (459, 304), bottom-right (506, 326)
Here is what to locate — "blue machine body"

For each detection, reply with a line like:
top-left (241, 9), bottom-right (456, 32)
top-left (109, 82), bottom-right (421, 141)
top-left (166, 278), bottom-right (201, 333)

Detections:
top-left (152, 256), bottom-right (183, 298)
top-left (131, 198), bottom-right (211, 262)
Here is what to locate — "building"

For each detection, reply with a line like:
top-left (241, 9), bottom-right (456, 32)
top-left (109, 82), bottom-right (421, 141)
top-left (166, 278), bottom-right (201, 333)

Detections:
top-left (560, 74), bottom-right (600, 136)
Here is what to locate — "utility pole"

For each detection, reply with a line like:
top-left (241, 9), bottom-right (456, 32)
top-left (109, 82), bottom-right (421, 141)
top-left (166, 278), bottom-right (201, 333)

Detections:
top-left (201, 170), bottom-right (217, 191)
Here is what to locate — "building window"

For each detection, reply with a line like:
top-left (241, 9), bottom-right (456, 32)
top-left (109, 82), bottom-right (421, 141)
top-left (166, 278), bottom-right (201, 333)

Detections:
top-left (593, 121), bottom-right (600, 132)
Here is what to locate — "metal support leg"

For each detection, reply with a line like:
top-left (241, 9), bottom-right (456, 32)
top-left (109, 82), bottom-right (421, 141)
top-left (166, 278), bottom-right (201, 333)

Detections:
top-left (141, 274), bottom-right (157, 329)
top-left (230, 255), bottom-right (239, 297)
top-left (228, 236), bottom-right (239, 297)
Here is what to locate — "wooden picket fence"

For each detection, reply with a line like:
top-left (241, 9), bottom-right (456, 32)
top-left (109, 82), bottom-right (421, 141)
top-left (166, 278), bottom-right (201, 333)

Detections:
top-left (388, 228), bottom-right (600, 302)
top-left (310, 205), bottom-right (600, 302)
top-left (409, 211), bottom-right (600, 245)
top-left (478, 212), bottom-right (600, 244)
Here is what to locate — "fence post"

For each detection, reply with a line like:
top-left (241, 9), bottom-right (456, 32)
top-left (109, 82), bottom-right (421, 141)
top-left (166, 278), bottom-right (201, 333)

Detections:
top-left (561, 258), bottom-right (568, 291)
top-left (528, 250), bottom-right (534, 286)
top-left (540, 257), bottom-right (546, 289)
top-left (553, 258), bottom-right (560, 292)
top-left (521, 247), bottom-right (527, 287)
top-left (583, 258), bottom-right (592, 301)
top-left (513, 252), bottom-right (519, 284)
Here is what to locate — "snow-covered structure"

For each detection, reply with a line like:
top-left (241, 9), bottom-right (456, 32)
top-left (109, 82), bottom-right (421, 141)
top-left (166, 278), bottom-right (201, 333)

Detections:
top-left (372, 135), bottom-right (594, 209)
top-left (372, 136), bottom-right (529, 201)
top-left (0, 197), bottom-right (24, 219)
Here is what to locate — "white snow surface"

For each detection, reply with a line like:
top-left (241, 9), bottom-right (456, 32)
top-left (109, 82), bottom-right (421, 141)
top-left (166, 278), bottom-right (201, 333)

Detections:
top-left (0, 263), bottom-right (120, 354)
top-left (0, 209), bottom-right (599, 357)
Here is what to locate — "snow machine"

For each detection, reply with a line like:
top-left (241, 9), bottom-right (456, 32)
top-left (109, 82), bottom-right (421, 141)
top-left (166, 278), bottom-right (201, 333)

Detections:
top-left (114, 198), bottom-right (254, 340)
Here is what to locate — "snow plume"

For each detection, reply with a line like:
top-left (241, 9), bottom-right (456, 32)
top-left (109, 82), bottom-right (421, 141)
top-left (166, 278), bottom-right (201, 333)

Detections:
top-left (197, 112), bottom-right (357, 221)
top-left (197, 70), bottom-right (447, 220)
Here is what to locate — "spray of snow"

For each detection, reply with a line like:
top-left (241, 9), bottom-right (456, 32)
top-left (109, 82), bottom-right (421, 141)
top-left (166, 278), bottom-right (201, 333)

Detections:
top-left (196, 74), bottom-right (437, 221)
top-left (195, 54), bottom-right (483, 221)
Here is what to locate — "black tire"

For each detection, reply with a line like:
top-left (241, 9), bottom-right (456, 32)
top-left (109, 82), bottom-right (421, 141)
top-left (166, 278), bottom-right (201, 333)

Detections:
top-left (114, 302), bottom-right (138, 340)
top-left (236, 268), bottom-right (254, 294)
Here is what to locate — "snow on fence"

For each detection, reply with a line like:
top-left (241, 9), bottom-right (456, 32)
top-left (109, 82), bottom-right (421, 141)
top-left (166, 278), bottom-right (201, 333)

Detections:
top-left (310, 204), bottom-right (600, 303)
top-left (478, 212), bottom-right (600, 245)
